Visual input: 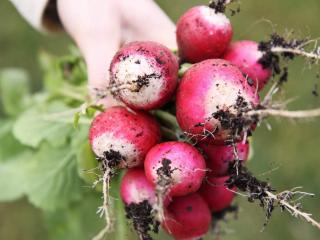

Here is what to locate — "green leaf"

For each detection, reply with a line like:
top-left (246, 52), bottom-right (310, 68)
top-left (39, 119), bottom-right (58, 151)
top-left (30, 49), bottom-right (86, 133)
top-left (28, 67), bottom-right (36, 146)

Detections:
top-left (0, 68), bottom-right (31, 116)
top-left (70, 125), bottom-right (102, 189)
top-left (39, 50), bottom-right (87, 95)
top-left (73, 104), bottom-right (103, 129)
top-left (24, 143), bottom-right (82, 211)
top-left (73, 112), bottom-right (81, 129)
top-left (44, 192), bottom-right (104, 240)
top-left (76, 142), bottom-right (101, 188)
top-left (0, 119), bottom-right (26, 162)
top-left (85, 105), bottom-right (104, 117)
top-left (39, 51), bottom-right (65, 94)
top-left (178, 63), bottom-right (193, 77)
top-left (13, 102), bottom-right (74, 148)
top-left (0, 151), bottom-right (33, 201)
top-left (44, 176), bottom-right (131, 240)
top-left (0, 136), bottom-right (84, 210)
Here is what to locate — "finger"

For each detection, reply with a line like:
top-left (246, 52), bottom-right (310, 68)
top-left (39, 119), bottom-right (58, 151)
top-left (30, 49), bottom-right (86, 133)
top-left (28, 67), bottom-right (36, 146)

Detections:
top-left (119, 0), bottom-right (177, 49)
top-left (57, 0), bottom-right (122, 107)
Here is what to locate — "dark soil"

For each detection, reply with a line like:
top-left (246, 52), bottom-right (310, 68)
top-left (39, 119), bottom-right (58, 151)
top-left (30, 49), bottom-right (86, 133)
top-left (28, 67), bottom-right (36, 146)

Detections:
top-left (211, 96), bottom-right (257, 143)
top-left (156, 159), bottom-right (175, 196)
top-left (209, 0), bottom-right (240, 16)
top-left (125, 200), bottom-right (160, 240)
top-left (156, 158), bottom-right (174, 179)
top-left (258, 33), bottom-right (307, 78)
top-left (212, 205), bottom-right (239, 222)
top-left (209, 0), bottom-right (228, 13)
top-left (226, 162), bottom-right (277, 224)
top-left (230, 6), bottom-right (241, 16)
top-left (278, 67), bottom-right (289, 85)
top-left (97, 150), bottom-right (125, 172)
top-left (132, 73), bottom-right (161, 92)
top-left (259, 33), bottom-right (306, 59)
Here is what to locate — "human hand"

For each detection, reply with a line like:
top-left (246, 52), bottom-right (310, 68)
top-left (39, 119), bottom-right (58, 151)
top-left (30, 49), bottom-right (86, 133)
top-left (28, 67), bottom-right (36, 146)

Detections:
top-left (57, 0), bottom-right (176, 108)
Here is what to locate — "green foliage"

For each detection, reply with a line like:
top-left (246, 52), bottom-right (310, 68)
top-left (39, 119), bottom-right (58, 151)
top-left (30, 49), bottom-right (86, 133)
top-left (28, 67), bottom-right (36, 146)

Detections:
top-left (0, 50), bottom-right (104, 236)
top-left (39, 49), bottom-right (87, 93)
top-left (76, 142), bottom-right (101, 187)
top-left (44, 192), bottom-right (104, 240)
top-left (0, 68), bottom-right (31, 117)
top-left (23, 143), bottom-right (82, 211)
top-left (0, 151), bottom-right (33, 201)
top-left (13, 102), bottom-right (73, 148)
top-left (0, 120), bottom-right (26, 161)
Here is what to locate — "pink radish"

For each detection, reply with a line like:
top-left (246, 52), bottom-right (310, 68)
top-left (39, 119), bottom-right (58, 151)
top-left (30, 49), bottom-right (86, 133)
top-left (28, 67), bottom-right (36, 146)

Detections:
top-left (162, 193), bottom-right (211, 240)
top-left (120, 168), bottom-right (160, 240)
top-left (120, 168), bottom-right (156, 205)
top-left (223, 40), bottom-right (272, 91)
top-left (89, 106), bottom-right (160, 234)
top-left (200, 142), bottom-right (249, 177)
top-left (89, 106), bottom-right (160, 169)
top-left (144, 141), bottom-right (206, 197)
top-left (199, 176), bottom-right (235, 212)
top-left (176, 59), bottom-right (260, 144)
top-left (176, 5), bottom-right (233, 63)
top-left (109, 41), bottom-right (179, 110)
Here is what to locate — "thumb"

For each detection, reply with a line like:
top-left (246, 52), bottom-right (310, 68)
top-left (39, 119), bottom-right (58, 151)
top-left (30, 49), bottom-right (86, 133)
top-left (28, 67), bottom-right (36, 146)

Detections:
top-left (119, 0), bottom-right (177, 49)
top-left (57, 0), bottom-right (122, 108)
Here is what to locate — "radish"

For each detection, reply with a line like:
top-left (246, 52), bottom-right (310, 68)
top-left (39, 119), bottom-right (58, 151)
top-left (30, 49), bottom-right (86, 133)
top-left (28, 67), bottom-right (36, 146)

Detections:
top-left (176, 59), bottom-right (260, 144)
top-left (120, 168), bottom-right (160, 240)
top-left (89, 106), bottom-right (160, 169)
top-left (223, 40), bottom-right (272, 91)
top-left (144, 141), bottom-right (206, 197)
top-left (89, 106), bottom-right (160, 234)
top-left (176, 5), bottom-right (233, 63)
top-left (200, 142), bottom-right (249, 177)
top-left (162, 193), bottom-right (211, 240)
top-left (109, 41), bottom-right (179, 110)
top-left (120, 168), bottom-right (156, 205)
top-left (199, 176), bottom-right (235, 212)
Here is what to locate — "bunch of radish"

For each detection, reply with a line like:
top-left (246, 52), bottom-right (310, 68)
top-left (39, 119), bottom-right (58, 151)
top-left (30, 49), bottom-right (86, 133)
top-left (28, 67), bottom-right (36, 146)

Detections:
top-left (88, 3), bottom-right (277, 240)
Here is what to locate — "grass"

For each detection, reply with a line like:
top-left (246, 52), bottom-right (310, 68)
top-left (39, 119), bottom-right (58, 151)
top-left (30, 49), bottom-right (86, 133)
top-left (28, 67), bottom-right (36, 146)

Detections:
top-left (0, 0), bottom-right (319, 239)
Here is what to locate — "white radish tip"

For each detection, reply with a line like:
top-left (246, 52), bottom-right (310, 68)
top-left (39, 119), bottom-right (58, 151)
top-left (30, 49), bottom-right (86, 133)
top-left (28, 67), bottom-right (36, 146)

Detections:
top-left (204, 78), bottom-right (253, 118)
top-left (92, 133), bottom-right (140, 168)
top-left (112, 55), bottom-right (164, 107)
top-left (199, 6), bottom-right (231, 28)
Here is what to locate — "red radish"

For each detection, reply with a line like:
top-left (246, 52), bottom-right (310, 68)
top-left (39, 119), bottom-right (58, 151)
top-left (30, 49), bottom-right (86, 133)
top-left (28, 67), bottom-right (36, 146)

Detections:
top-left (200, 142), bottom-right (249, 177)
top-left (89, 106), bottom-right (160, 169)
top-left (199, 176), bottom-right (235, 212)
top-left (120, 168), bottom-right (156, 205)
top-left (176, 59), bottom-right (260, 144)
top-left (120, 168), bottom-right (160, 240)
top-left (144, 141), bottom-right (206, 197)
top-left (109, 41), bottom-right (179, 110)
top-left (162, 193), bottom-right (211, 240)
top-left (176, 6), bottom-right (233, 63)
top-left (89, 107), bottom-right (160, 234)
top-left (224, 40), bottom-right (272, 91)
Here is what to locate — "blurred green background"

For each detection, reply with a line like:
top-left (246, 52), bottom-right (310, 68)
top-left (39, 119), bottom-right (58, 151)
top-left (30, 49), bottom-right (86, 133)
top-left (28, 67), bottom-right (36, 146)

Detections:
top-left (0, 0), bottom-right (319, 239)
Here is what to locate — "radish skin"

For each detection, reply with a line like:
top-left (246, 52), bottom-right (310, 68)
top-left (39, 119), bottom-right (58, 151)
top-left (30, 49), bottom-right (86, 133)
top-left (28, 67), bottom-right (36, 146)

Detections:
top-left (120, 168), bottom-right (156, 205)
top-left (89, 106), bottom-right (161, 168)
top-left (199, 176), bottom-right (235, 212)
top-left (224, 40), bottom-right (272, 91)
top-left (176, 6), bottom-right (233, 63)
top-left (176, 59), bottom-right (260, 144)
top-left (144, 141), bottom-right (206, 197)
top-left (110, 41), bottom-right (179, 110)
top-left (200, 142), bottom-right (249, 177)
top-left (162, 193), bottom-right (211, 240)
